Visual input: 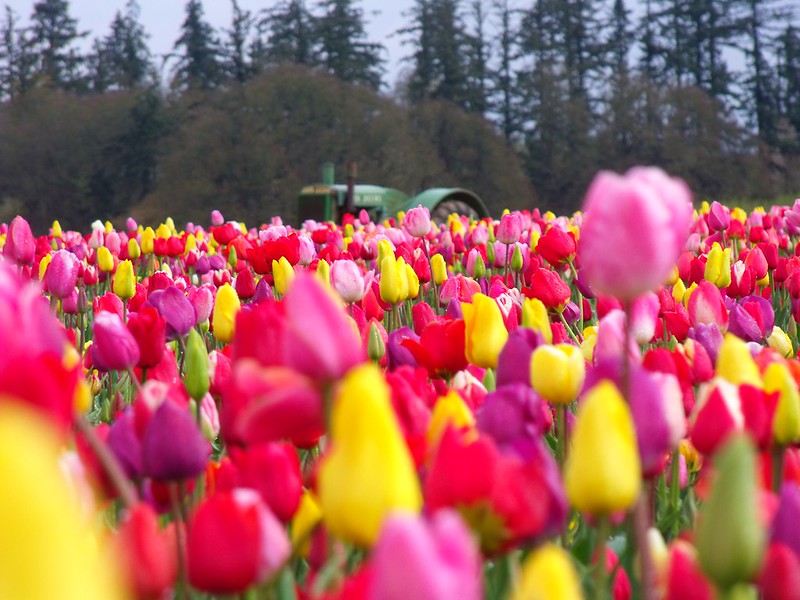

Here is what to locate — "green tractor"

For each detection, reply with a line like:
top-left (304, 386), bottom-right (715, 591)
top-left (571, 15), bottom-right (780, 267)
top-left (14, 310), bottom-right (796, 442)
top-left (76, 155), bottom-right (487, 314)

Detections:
top-left (297, 162), bottom-right (490, 225)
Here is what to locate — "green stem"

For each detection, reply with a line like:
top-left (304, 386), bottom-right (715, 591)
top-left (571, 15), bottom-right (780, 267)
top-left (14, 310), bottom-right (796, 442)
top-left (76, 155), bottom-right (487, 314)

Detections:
top-left (595, 516), bottom-right (610, 600)
top-left (557, 404), bottom-right (568, 470)
top-left (558, 311), bottom-right (581, 345)
top-left (670, 450), bottom-right (681, 520)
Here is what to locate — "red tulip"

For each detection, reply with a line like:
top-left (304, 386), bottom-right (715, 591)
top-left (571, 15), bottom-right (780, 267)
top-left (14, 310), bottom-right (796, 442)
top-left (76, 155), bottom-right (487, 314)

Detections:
top-left (188, 489), bottom-right (290, 594)
top-left (536, 226), bottom-right (577, 266)
top-left (127, 306), bottom-right (166, 369)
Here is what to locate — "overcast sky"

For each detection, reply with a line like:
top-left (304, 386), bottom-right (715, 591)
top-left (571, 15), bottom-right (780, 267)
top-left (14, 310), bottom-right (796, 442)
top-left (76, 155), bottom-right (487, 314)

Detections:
top-left (5, 0), bottom-right (418, 87)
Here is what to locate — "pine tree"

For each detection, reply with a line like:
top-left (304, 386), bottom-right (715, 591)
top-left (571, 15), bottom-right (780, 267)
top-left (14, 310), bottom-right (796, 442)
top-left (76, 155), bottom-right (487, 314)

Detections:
top-left (171, 0), bottom-right (222, 91)
top-left (28, 0), bottom-right (86, 90)
top-left (403, 0), bottom-right (472, 109)
top-left (464, 0), bottom-right (489, 114)
top-left (778, 24), bottom-right (800, 144)
top-left (489, 0), bottom-right (518, 140)
top-left (315, 0), bottom-right (384, 88)
top-left (224, 0), bottom-right (255, 83)
top-left (257, 0), bottom-right (316, 67)
top-left (91, 0), bottom-right (153, 92)
top-left (0, 6), bottom-right (35, 100)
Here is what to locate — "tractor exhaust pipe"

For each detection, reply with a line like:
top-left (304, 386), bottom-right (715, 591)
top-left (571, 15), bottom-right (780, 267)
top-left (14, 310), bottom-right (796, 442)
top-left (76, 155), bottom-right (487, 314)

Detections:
top-left (345, 161), bottom-right (357, 216)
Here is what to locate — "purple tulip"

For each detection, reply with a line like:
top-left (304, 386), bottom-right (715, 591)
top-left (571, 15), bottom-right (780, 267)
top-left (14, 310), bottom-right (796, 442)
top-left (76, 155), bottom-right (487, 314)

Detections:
top-left (387, 327), bottom-right (419, 370)
top-left (630, 368), bottom-right (686, 477)
top-left (772, 483), bottom-right (800, 558)
top-left (148, 286), bottom-right (196, 339)
top-left (496, 329), bottom-right (541, 387)
top-left (728, 303), bottom-right (763, 343)
top-left (92, 311), bottom-right (140, 371)
top-left (477, 383), bottom-right (547, 458)
top-left (690, 323), bottom-right (724, 363)
top-left (107, 409), bottom-right (143, 479)
top-left (368, 510), bottom-right (482, 600)
top-left (141, 400), bottom-right (210, 481)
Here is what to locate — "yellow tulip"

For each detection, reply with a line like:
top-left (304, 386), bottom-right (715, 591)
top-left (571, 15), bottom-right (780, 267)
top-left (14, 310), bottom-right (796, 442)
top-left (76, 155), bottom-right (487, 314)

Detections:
top-left (511, 544), bottom-right (584, 600)
top-left (427, 390), bottom-right (475, 448)
top-left (39, 253), bottom-right (52, 281)
top-left (672, 278), bottom-right (687, 304)
top-left (127, 238), bottom-right (141, 260)
top-left (461, 293), bottom-right (508, 369)
top-left (377, 239), bottom-right (393, 266)
top-left (315, 258), bottom-right (331, 289)
top-left (272, 256), bottom-right (295, 296)
top-left (0, 399), bottom-right (126, 600)
top-left (96, 246), bottom-right (115, 273)
top-left (716, 334), bottom-right (762, 388)
top-left (112, 260), bottom-right (136, 300)
top-left (530, 344), bottom-right (585, 405)
top-left (768, 326), bottom-right (794, 358)
top-left (763, 362), bottom-right (800, 446)
top-left (431, 253), bottom-right (447, 286)
top-left (52, 220), bottom-right (62, 238)
top-left (211, 283), bottom-right (241, 344)
top-left (291, 490), bottom-right (323, 557)
top-left (318, 364), bottom-right (421, 546)
top-left (704, 243), bottom-right (731, 288)
top-left (565, 380), bottom-right (641, 516)
top-left (140, 227), bottom-right (155, 254)
top-left (580, 326), bottom-right (598, 362)
top-left (521, 297), bottom-right (552, 344)
top-left (396, 257), bottom-right (410, 301)
top-left (404, 261), bottom-right (420, 299)
top-left (155, 223), bottom-right (171, 239)
top-left (379, 256), bottom-right (403, 305)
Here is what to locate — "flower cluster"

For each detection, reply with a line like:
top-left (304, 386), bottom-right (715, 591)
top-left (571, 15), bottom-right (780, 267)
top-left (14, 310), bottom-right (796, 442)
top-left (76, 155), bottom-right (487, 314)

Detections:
top-left (2, 167), bottom-right (800, 599)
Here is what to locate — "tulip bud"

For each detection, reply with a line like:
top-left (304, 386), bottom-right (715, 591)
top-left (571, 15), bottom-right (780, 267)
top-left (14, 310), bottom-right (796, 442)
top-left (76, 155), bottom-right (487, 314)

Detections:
top-left (768, 327), bottom-right (794, 359)
top-left (112, 259), bottom-right (136, 301)
top-left (431, 253), bottom-right (447, 286)
top-left (368, 320), bottom-right (386, 362)
top-left (696, 435), bottom-right (765, 590)
top-left (97, 246), bottom-right (115, 273)
top-left (530, 344), bottom-right (585, 405)
top-left (511, 544), bottom-right (583, 600)
top-left (565, 380), bottom-right (641, 516)
top-left (212, 283), bottom-right (241, 344)
top-left (764, 362), bottom-right (800, 446)
top-left (184, 328), bottom-right (210, 401)
top-left (3, 215), bottom-right (35, 265)
top-left (315, 257), bottom-right (331, 289)
top-left (511, 244), bottom-right (524, 272)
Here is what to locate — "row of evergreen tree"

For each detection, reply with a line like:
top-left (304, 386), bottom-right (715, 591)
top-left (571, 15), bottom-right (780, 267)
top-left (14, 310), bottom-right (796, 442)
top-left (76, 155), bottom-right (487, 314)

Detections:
top-left (1, 0), bottom-right (800, 214)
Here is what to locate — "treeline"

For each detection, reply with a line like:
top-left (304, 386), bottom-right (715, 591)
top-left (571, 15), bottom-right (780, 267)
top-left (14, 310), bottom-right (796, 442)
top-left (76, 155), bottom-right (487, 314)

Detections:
top-left (0, 0), bottom-right (799, 231)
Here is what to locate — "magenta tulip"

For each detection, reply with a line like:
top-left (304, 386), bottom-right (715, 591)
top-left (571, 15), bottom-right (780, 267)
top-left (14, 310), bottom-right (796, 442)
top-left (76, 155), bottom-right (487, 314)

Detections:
top-left (92, 311), bottom-right (140, 371)
top-left (3, 215), bottom-right (35, 265)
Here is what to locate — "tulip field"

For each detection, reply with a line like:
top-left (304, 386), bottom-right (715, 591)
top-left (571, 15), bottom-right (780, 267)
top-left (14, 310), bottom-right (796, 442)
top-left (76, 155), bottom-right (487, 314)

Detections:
top-left (3, 165), bottom-right (800, 600)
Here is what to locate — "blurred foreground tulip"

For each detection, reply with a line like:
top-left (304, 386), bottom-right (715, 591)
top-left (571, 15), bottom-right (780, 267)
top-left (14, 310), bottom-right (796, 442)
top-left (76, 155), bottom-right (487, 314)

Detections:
top-left (369, 510), bottom-right (482, 600)
top-left (0, 401), bottom-right (126, 600)
top-left (188, 489), bottom-right (290, 594)
top-left (511, 543), bottom-right (583, 600)
top-left (319, 364), bottom-right (421, 546)
top-left (579, 166), bottom-right (692, 299)
top-left (696, 435), bottom-right (765, 591)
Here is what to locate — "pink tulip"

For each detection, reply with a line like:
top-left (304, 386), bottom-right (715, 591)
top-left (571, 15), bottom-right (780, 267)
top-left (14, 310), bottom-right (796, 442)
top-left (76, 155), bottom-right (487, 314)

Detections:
top-left (687, 281), bottom-right (729, 331)
top-left (368, 510), bottom-right (482, 600)
top-left (330, 259), bottom-right (368, 303)
top-left (3, 215), bottom-right (35, 265)
top-left (579, 167), bottom-right (693, 299)
top-left (404, 205), bottom-right (432, 238)
top-left (629, 292), bottom-right (660, 346)
top-left (45, 249), bottom-right (80, 299)
top-left (496, 213), bottom-right (523, 245)
top-left (282, 273), bottom-right (365, 381)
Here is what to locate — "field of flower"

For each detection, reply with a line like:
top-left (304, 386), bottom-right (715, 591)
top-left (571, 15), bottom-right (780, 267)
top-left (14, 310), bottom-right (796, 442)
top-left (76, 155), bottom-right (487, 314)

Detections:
top-left (1, 166), bottom-right (799, 600)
